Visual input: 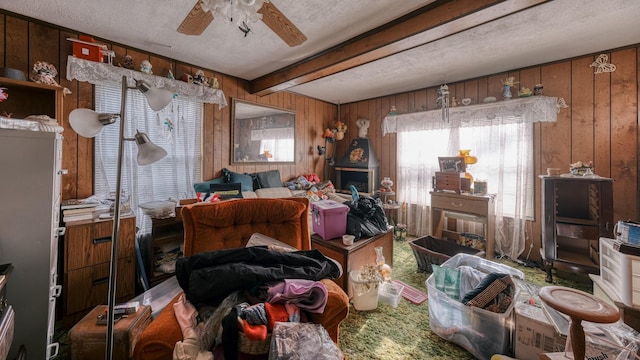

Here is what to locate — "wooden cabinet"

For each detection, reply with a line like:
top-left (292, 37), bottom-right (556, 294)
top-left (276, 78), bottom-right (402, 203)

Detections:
top-left (430, 191), bottom-right (495, 259)
top-left (147, 211), bottom-right (184, 287)
top-left (62, 216), bottom-right (136, 328)
top-left (311, 230), bottom-right (393, 297)
top-left (540, 176), bottom-right (613, 282)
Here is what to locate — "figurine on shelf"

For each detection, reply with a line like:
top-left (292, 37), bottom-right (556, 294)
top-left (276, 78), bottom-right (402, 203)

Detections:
top-left (167, 69), bottom-right (175, 80)
top-left (140, 60), bottom-right (153, 75)
top-left (209, 77), bottom-right (219, 89)
top-left (119, 55), bottom-right (135, 70)
top-left (193, 69), bottom-right (207, 86)
top-left (30, 61), bottom-right (71, 95)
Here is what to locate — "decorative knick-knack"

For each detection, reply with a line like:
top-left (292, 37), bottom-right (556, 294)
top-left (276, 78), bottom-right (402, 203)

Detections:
top-left (375, 246), bottom-right (392, 281)
top-left (502, 84), bottom-right (512, 100)
top-left (381, 177), bottom-right (394, 192)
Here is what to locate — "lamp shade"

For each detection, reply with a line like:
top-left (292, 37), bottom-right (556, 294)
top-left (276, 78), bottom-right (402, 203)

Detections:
top-left (135, 80), bottom-right (173, 111)
top-left (69, 108), bottom-right (118, 138)
top-left (134, 131), bottom-right (167, 165)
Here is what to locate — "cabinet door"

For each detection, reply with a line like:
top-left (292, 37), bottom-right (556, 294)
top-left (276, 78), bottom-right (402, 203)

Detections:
top-left (541, 178), bottom-right (556, 260)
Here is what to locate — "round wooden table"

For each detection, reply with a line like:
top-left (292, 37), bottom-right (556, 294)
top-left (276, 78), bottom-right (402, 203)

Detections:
top-left (539, 286), bottom-right (620, 360)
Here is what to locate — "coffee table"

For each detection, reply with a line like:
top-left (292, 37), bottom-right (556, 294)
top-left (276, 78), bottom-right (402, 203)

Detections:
top-left (311, 229), bottom-right (393, 297)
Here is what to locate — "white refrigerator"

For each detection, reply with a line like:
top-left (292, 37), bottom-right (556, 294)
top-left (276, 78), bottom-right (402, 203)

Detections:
top-left (0, 128), bottom-right (62, 359)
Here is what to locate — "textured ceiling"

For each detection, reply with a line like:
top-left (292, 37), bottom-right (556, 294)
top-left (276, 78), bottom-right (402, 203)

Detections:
top-left (1, 0), bottom-right (639, 104)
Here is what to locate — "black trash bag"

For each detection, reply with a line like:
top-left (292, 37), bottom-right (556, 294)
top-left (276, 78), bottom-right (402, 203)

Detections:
top-left (345, 196), bottom-right (388, 240)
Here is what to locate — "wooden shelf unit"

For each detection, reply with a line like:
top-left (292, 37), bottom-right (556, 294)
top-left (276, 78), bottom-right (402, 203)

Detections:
top-left (540, 176), bottom-right (613, 282)
top-left (147, 211), bottom-right (184, 287)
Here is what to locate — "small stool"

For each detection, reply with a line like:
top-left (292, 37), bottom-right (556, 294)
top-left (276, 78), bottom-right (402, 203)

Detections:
top-left (538, 286), bottom-right (619, 360)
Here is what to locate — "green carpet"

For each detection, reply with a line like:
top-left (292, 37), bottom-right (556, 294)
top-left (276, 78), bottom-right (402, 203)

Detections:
top-left (337, 238), bottom-right (590, 360)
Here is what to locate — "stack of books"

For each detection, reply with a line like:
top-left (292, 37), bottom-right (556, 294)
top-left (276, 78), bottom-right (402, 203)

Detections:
top-left (61, 199), bottom-right (99, 222)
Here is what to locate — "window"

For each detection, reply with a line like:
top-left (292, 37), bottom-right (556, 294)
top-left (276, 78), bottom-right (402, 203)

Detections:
top-left (94, 84), bottom-right (203, 233)
top-left (385, 96), bottom-right (558, 260)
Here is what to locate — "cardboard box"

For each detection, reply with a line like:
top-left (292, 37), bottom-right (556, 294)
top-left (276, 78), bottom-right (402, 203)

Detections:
top-left (311, 200), bottom-right (349, 240)
top-left (514, 300), bottom-right (566, 360)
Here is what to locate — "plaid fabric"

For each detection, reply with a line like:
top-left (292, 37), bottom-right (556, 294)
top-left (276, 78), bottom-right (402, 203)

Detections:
top-left (465, 274), bottom-right (514, 309)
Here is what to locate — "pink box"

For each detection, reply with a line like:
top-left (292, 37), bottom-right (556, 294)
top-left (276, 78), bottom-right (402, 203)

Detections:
top-left (311, 200), bottom-right (349, 240)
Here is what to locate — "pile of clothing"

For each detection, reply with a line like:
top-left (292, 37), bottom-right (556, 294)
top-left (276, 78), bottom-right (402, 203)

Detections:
top-left (173, 246), bottom-right (344, 360)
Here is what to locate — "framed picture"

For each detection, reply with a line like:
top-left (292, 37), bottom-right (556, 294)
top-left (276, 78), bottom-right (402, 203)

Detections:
top-left (438, 156), bottom-right (466, 173)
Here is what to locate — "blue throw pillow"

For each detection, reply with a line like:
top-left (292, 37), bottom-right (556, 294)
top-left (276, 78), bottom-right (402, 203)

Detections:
top-left (193, 176), bottom-right (226, 193)
top-left (222, 168), bottom-right (254, 192)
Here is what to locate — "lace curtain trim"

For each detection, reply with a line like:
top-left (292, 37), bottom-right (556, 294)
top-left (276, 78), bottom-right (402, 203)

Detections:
top-left (382, 96), bottom-right (558, 135)
top-left (66, 56), bottom-right (227, 108)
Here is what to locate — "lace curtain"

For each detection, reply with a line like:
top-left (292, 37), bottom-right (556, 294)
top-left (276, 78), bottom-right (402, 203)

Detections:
top-left (385, 96), bottom-right (558, 260)
top-left (66, 56), bottom-right (227, 107)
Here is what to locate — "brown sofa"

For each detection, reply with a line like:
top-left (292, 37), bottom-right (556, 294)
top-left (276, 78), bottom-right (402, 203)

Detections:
top-left (133, 197), bottom-right (349, 360)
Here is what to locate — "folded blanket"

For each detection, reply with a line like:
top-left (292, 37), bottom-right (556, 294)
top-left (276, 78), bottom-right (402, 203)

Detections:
top-left (267, 279), bottom-right (328, 313)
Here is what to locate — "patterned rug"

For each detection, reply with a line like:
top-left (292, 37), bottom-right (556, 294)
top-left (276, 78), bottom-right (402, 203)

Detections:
top-left (337, 237), bottom-right (590, 360)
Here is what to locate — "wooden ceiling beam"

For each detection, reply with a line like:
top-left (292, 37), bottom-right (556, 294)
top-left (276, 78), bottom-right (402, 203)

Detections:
top-left (250, 0), bottom-right (550, 97)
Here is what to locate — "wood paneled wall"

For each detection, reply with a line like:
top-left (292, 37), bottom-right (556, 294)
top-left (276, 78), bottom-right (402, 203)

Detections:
top-left (0, 11), bottom-right (335, 201)
top-left (338, 46), bottom-right (639, 262)
top-left (2, 11), bottom-right (638, 262)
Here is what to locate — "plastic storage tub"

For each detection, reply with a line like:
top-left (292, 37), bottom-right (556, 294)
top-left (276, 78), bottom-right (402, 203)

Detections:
top-left (378, 281), bottom-right (403, 308)
top-left (311, 200), bottom-right (349, 240)
top-left (409, 236), bottom-right (485, 272)
top-left (426, 253), bottom-right (524, 360)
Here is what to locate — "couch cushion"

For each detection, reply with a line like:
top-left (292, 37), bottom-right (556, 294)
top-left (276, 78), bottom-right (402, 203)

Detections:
top-left (255, 169), bottom-right (283, 188)
top-left (193, 176), bottom-right (226, 193)
top-left (255, 187), bottom-right (292, 198)
top-left (222, 168), bottom-right (253, 192)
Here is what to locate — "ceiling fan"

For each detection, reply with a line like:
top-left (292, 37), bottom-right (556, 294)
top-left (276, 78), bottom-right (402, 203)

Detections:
top-left (178, 0), bottom-right (307, 47)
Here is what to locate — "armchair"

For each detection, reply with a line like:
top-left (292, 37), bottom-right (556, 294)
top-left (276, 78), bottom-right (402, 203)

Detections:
top-left (133, 197), bottom-right (349, 360)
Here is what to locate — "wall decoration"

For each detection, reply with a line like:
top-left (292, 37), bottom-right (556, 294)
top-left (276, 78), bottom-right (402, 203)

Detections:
top-left (556, 98), bottom-right (569, 112)
top-left (590, 54), bottom-right (616, 74)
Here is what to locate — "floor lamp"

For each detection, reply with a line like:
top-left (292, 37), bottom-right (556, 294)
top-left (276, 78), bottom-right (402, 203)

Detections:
top-left (69, 75), bottom-right (173, 360)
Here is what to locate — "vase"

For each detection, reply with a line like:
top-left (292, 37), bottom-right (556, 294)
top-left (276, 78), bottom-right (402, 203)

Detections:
top-left (335, 131), bottom-right (344, 141)
top-left (503, 84), bottom-right (512, 100)
top-left (381, 177), bottom-right (393, 191)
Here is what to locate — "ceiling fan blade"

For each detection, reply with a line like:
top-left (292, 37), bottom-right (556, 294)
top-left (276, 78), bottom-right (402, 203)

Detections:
top-left (258, 2), bottom-right (307, 47)
top-left (178, 1), bottom-right (214, 35)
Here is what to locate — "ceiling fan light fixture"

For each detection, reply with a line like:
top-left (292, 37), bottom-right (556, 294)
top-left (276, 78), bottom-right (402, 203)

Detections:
top-left (201, 0), bottom-right (264, 26)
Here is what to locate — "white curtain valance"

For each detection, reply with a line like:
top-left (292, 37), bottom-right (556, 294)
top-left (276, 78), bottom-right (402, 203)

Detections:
top-left (382, 96), bottom-right (558, 135)
top-left (66, 56), bottom-right (227, 108)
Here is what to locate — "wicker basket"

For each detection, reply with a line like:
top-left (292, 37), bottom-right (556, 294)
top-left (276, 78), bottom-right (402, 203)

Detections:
top-left (238, 332), bottom-right (272, 355)
top-left (409, 236), bottom-right (484, 272)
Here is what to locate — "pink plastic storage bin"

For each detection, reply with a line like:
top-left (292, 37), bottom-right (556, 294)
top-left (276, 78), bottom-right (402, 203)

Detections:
top-left (311, 200), bottom-right (349, 240)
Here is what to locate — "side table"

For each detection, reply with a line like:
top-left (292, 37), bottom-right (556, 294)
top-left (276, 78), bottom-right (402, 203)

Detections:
top-left (311, 229), bottom-right (393, 297)
top-left (430, 191), bottom-right (495, 259)
top-left (376, 190), bottom-right (401, 225)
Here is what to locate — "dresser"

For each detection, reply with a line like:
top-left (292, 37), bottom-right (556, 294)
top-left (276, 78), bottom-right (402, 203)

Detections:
top-left (430, 191), bottom-right (495, 259)
top-left (62, 216), bottom-right (137, 328)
